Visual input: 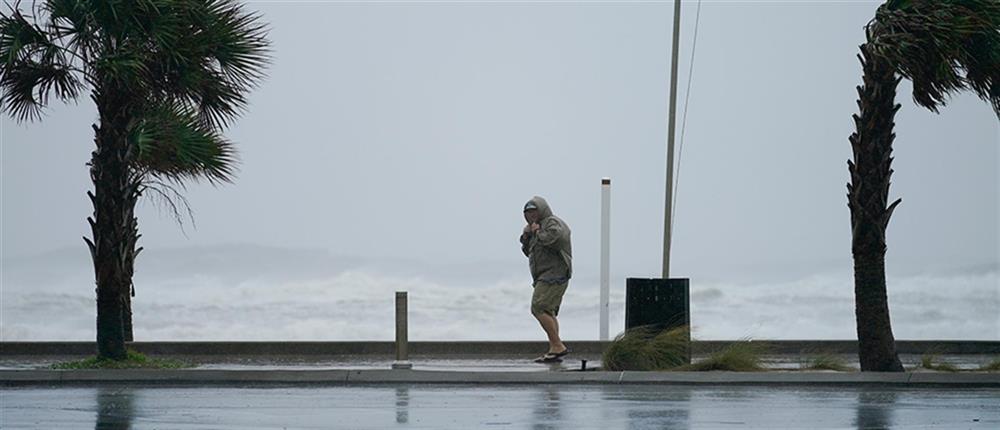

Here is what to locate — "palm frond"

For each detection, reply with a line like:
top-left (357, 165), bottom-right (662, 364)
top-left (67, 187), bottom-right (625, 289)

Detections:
top-left (0, 7), bottom-right (46, 64)
top-left (0, 6), bottom-right (81, 121)
top-left (870, 0), bottom-right (1000, 115)
top-left (3, 0), bottom-right (265, 175)
top-left (44, 0), bottom-right (101, 57)
top-left (192, 72), bottom-right (248, 128)
top-left (0, 58), bottom-right (80, 120)
top-left (140, 177), bottom-right (196, 233)
top-left (85, 0), bottom-right (160, 42)
top-left (132, 102), bottom-right (238, 184)
top-left (201, 0), bottom-right (270, 88)
top-left (147, 0), bottom-right (269, 128)
top-left (93, 49), bottom-right (152, 90)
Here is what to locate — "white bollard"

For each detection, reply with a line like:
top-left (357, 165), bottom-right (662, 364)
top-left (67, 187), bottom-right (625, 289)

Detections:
top-left (600, 177), bottom-right (611, 341)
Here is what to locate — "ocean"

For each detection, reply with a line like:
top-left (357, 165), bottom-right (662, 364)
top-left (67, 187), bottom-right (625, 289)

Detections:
top-left (2, 245), bottom-right (997, 341)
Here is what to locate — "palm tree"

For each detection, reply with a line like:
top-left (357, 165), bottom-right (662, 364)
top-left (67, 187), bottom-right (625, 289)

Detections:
top-left (848, 0), bottom-right (999, 371)
top-left (1, 0), bottom-right (269, 360)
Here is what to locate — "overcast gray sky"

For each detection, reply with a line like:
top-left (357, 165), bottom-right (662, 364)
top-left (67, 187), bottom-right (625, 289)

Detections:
top-left (2, 0), bottom-right (998, 281)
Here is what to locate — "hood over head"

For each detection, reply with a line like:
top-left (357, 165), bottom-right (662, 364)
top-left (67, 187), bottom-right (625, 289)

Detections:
top-left (524, 196), bottom-right (553, 220)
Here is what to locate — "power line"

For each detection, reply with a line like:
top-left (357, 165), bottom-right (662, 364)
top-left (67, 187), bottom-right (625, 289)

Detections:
top-left (671, 0), bottom-right (702, 232)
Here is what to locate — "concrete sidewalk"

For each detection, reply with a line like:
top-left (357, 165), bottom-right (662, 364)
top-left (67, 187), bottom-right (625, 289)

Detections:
top-left (4, 352), bottom-right (996, 372)
top-left (3, 368), bottom-right (999, 386)
top-left (3, 340), bottom-right (996, 387)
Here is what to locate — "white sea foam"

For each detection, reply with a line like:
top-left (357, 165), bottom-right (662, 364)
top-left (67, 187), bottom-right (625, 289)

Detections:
top-left (2, 246), bottom-right (997, 341)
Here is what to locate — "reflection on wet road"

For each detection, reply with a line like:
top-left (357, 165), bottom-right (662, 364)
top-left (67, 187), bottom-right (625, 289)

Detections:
top-left (2, 385), bottom-right (998, 429)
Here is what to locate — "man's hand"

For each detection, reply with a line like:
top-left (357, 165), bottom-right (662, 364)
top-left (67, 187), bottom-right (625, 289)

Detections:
top-left (530, 223), bottom-right (541, 232)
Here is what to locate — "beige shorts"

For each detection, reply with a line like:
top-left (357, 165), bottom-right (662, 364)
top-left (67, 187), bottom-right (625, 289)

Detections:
top-left (531, 280), bottom-right (569, 317)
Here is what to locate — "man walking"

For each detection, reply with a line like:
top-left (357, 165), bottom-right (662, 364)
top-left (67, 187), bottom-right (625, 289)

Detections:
top-left (519, 196), bottom-right (572, 363)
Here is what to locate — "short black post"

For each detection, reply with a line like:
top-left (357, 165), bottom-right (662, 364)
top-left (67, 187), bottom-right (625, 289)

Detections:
top-left (625, 277), bottom-right (691, 362)
top-left (392, 291), bottom-right (412, 370)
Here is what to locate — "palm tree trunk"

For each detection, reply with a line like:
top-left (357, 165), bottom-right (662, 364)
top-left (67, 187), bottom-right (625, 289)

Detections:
top-left (87, 89), bottom-right (141, 360)
top-left (124, 287), bottom-right (134, 343)
top-left (847, 39), bottom-right (905, 372)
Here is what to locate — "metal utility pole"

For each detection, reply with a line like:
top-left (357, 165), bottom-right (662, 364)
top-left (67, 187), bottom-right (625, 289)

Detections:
top-left (662, 0), bottom-right (681, 279)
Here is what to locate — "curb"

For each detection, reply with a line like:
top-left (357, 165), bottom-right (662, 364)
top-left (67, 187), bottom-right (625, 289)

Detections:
top-left (3, 369), bottom-right (998, 387)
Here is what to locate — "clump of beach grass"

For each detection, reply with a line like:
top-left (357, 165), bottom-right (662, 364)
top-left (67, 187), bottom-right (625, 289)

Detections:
top-left (52, 349), bottom-right (190, 370)
top-left (800, 353), bottom-right (854, 372)
top-left (919, 354), bottom-right (959, 372)
top-left (978, 358), bottom-right (1000, 372)
top-left (679, 340), bottom-right (768, 372)
top-left (602, 326), bottom-right (690, 371)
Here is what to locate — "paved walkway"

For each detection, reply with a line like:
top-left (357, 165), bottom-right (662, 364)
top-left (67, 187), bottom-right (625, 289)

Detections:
top-left (3, 367), bottom-right (999, 386)
top-left (3, 351), bottom-right (996, 371)
top-left (3, 352), bottom-right (999, 386)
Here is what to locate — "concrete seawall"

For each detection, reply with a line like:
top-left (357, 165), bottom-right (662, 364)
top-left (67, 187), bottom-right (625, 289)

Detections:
top-left (3, 340), bottom-right (998, 356)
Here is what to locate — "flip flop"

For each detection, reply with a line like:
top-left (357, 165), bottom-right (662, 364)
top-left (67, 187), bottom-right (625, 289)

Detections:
top-left (534, 353), bottom-right (563, 363)
top-left (552, 348), bottom-right (570, 358)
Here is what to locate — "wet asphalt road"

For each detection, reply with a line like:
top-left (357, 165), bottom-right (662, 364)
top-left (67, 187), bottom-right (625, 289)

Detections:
top-left (2, 384), bottom-right (998, 429)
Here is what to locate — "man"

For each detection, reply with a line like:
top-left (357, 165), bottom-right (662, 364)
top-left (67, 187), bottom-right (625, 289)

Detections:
top-left (519, 196), bottom-right (572, 363)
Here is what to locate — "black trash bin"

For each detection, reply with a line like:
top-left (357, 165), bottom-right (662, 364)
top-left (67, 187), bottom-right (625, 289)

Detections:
top-left (625, 277), bottom-right (691, 361)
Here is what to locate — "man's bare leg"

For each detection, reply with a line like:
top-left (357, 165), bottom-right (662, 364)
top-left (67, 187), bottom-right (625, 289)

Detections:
top-left (534, 313), bottom-right (567, 354)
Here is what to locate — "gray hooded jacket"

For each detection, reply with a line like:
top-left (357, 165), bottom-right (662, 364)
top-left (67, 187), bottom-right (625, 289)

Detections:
top-left (519, 196), bottom-right (572, 283)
